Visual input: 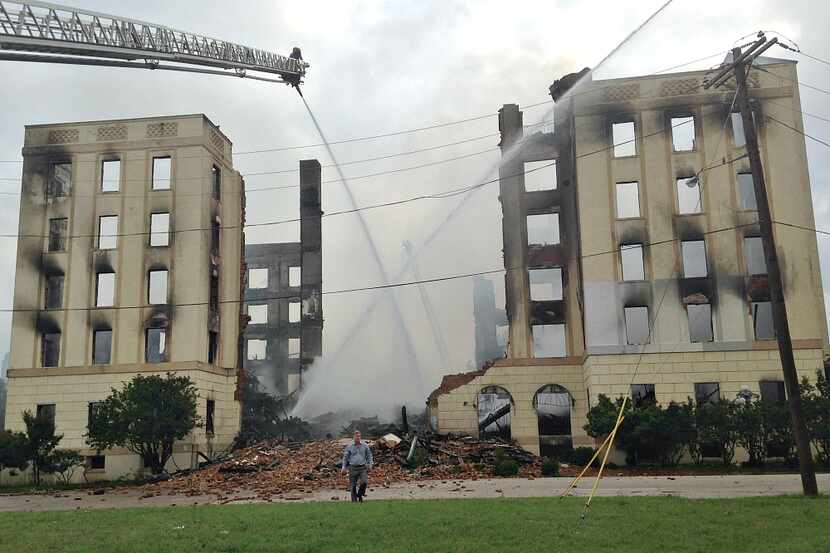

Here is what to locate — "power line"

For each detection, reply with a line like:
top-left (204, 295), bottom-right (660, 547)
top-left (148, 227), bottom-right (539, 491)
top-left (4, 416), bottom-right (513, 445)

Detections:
top-left (654, 49), bottom-right (730, 74)
top-left (232, 99), bottom-right (552, 156)
top-left (764, 98), bottom-right (830, 126)
top-left (766, 113), bottom-right (830, 149)
top-left (0, 131), bottom-right (502, 178)
top-left (0, 118), bottom-right (702, 241)
top-left (0, 142), bottom-right (501, 196)
top-left (0, 50), bottom-right (738, 168)
top-left (795, 50), bottom-right (830, 69)
top-left (242, 132), bottom-right (501, 176)
top-left (0, 219), bottom-right (797, 314)
top-left (773, 40), bottom-right (830, 68)
top-left (753, 65), bottom-right (830, 97)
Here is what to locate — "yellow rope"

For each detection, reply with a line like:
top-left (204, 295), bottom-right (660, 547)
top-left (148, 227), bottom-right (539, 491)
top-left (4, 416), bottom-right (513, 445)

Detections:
top-left (559, 397), bottom-right (629, 519)
top-left (559, 430), bottom-right (615, 498)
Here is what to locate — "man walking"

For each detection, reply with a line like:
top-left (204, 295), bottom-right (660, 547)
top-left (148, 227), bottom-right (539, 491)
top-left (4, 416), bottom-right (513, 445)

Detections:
top-left (341, 431), bottom-right (373, 502)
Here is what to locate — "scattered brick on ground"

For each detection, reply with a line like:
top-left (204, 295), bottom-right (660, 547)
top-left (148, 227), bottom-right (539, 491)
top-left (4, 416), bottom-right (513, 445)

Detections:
top-left (139, 434), bottom-right (542, 500)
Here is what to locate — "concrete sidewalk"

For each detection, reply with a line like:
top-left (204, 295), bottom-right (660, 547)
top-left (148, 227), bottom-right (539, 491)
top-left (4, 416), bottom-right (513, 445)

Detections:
top-left (1, 473), bottom-right (827, 512)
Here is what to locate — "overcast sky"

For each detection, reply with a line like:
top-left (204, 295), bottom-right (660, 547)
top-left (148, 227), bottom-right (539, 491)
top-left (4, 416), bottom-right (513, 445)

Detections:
top-left (2, 0), bottom-right (829, 414)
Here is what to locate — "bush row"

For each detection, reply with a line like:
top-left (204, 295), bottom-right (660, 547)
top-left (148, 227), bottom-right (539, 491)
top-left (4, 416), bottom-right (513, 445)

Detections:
top-left (582, 371), bottom-right (830, 467)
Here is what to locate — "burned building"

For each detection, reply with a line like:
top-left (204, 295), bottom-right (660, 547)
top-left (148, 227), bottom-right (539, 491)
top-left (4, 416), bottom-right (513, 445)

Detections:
top-left (243, 160), bottom-right (322, 398)
top-left (472, 276), bottom-right (507, 368)
top-left (3, 115), bottom-right (245, 480)
top-left (430, 57), bottom-right (828, 457)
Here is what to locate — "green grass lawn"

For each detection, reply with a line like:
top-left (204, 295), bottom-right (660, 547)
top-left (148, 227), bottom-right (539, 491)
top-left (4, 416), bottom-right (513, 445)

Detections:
top-left (1, 496), bottom-right (829, 553)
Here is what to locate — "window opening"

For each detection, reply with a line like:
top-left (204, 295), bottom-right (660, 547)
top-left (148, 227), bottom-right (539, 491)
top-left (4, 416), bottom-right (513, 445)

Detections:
top-left (612, 121), bottom-right (636, 157)
top-left (36, 403), bottom-right (56, 427)
top-left (208, 331), bottom-right (218, 363)
top-left (731, 112), bottom-right (746, 147)
top-left (477, 385), bottom-right (512, 439)
top-left (524, 160), bottom-right (557, 192)
top-left (45, 275), bottom-right (64, 309)
top-left (671, 116), bottom-right (695, 151)
top-left (760, 380), bottom-right (786, 403)
top-left (101, 159), bottom-right (120, 192)
top-left (150, 213), bottom-right (170, 247)
top-left (288, 301), bottom-right (301, 323)
top-left (248, 304), bottom-right (268, 324)
top-left (212, 165), bottom-right (221, 200)
top-left (148, 270), bottom-right (168, 305)
top-left (247, 339), bottom-right (267, 361)
top-left (532, 324), bottom-right (566, 357)
top-left (93, 329), bottom-right (112, 364)
top-left (96, 272), bottom-right (115, 307)
top-left (695, 382), bottom-right (720, 405)
top-left (681, 240), bottom-right (707, 278)
top-left (737, 172), bottom-right (757, 210)
top-left (42, 334), bottom-right (60, 367)
top-left (145, 328), bottom-right (167, 363)
top-left (152, 157), bottom-right (171, 190)
top-left (744, 236), bottom-right (766, 275)
top-left (288, 337), bottom-right (300, 359)
top-left (534, 384), bottom-right (573, 457)
top-left (529, 267), bottom-right (563, 301)
top-left (206, 400), bottom-right (215, 434)
top-left (687, 303), bottom-right (714, 342)
top-left (48, 218), bottom-right (68, 252)
top-left (526, 213), bottom-right (560, 245)
top-left (48, 162), bottom-right (71, 197)
top-left (616, 181), bottom-right (640, 218)
top-left (248, 268), bottom-right (268, 289)
top-left (289, 266), bottom-right (301, 288)
top-left (631, 384), bottom-right (656, 407)
top-left (752, 301), bottom-right (775, 340)
top-left (98, 215), bottom-right (118, 250)
top-left (676, 176), bottom-right (701, 214)
top-left (620, 244), bottom-right (645, 281)
top-left (624, 306), bottom-right (650, 345)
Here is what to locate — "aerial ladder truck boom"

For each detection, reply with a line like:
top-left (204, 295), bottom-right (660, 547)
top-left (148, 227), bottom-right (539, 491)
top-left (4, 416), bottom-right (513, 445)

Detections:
top-left (0, 1), bottom-right (308, 90)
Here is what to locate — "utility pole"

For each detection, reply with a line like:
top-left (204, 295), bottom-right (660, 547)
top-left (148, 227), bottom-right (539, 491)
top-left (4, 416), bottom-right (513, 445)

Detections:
top-left (706, 34), bottom-right (818, 496)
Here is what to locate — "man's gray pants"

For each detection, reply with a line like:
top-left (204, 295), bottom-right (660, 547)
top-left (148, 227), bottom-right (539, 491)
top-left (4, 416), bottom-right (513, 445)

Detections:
top-left (348, 465), bottom-right (368, 502)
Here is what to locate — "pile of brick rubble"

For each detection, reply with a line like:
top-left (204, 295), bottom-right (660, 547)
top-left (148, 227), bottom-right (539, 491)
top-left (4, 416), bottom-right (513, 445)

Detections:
top-left (139, 433), bottom-right (540, 501)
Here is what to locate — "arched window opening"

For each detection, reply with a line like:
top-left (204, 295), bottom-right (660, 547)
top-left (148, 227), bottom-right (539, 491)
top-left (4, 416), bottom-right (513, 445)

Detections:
top-left (534, 384), bottom-right (573, 457)
top-left (477, 386), bottom-right (512, 439)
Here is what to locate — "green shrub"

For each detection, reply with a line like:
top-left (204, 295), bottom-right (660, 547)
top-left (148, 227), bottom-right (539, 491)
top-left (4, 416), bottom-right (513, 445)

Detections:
top-left (571, 447), bottom-right (597, 467)
top-left (804, 372), bottom-right (830, 467)
top-left (541, 457), bottom-right (560, 477)
top-left (494, 459), bottom-right (519, 477)
top-left (734, 400), bottom-right (767, 466)
top-left (696, 398), bottom-right (738, 466)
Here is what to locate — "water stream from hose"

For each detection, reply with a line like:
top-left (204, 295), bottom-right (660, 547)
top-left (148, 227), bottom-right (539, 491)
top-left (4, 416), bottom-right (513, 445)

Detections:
top-left (294, 96), bottom-right (426, 413)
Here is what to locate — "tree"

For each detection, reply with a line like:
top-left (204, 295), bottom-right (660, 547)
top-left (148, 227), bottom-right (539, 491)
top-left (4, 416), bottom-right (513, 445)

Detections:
top-left (0, 429), bottom-right (28, 473)
top-left (46, 450), bottom-right (84, 485)
top-left (21, 410), bottom-right (63, 485)
top-left (86, 373), bottom-right (199, 475)
top-left (235, 371), bottom-right (311, 448)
